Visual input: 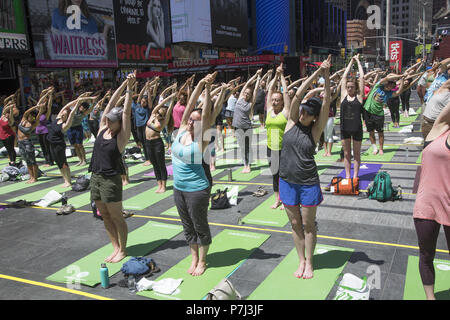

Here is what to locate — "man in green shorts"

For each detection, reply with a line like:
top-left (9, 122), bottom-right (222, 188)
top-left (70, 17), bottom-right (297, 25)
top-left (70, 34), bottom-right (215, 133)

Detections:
top-left (363, 73), bottom-right (405, 155)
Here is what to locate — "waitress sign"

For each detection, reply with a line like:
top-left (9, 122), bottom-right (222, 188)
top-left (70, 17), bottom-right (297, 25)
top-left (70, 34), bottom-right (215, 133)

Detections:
top-left (389, 40), bottom-right (403, 72)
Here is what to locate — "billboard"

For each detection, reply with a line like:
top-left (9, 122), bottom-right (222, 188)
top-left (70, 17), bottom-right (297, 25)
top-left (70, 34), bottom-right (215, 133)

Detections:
top-left (170, 0), bottom-right (212, 44)
top-left (114, 0), bottom-right (172, 66)
top-left (0, 0), bottom-right (30, 55)
top-left (255, 0), bottom-right (289, 54)
top-left (210, 0), bottom-right (248, 48)
top-left (27, 0), bottom-right (117, 68)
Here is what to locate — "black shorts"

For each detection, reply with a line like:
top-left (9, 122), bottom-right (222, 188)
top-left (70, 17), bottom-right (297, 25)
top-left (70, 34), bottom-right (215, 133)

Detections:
top-left (254, 103), bottom-right (265, 115)
top-left (364, 110), bottom-right (384, 132)
top-left (341, 129), bottom-right (363, 141)
top-left (215, 113), bottom-right (224, 126)
top-left (50, 143), bottom-right (68, 169)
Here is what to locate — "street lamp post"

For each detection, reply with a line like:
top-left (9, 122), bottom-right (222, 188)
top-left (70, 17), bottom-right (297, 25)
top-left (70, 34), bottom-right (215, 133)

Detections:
top-left (386, 0), bottom-right (391, 62)
top-left (420, 1), bottom-right (430, 63)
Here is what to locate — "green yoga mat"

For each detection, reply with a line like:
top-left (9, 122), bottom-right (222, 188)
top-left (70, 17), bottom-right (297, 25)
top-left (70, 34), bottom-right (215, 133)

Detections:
top-left (122, 181), bottom-right (174, 210)
top-left (0, 176), bottom-right (57, 195)
top-left (46, 221), bottom-right (183, 287)
top-left (416, 151), bottom-right (423, 164)
top-left (219, 161), bottom-right (268, 182)
top-left (60, 179), bottom-right (148, 209)
top-left (137, 229), bottom-right (271, 300)
top-left (403, 256), bottom-right (450, 300)
top-left (248, 244), bottom-right (354, 300)
top-left (160, 184), bottom-right (246, 217)
top-left (361, 145), bottom-right (399, 162)
top-left (241, 194), bottom-right (289, 227)
top-left (7, 182), bottom-right (72, 203)
top-left (314, 145), bottom-right (342, 162)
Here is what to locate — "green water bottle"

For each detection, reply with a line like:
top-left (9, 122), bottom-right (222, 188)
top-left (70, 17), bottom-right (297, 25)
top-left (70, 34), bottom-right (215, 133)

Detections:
top-left (100, 263), bottom-right (109, 289)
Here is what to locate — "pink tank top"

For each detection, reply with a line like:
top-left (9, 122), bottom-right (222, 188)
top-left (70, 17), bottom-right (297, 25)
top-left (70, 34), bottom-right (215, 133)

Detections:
top-left (413, 131), bottom-right (450, 226)
top-left (172, 102), bottom-right (186, 129)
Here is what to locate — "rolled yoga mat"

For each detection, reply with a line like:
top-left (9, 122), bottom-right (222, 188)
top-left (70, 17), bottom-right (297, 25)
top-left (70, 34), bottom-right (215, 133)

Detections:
top-left (403, 255), bottom-right (450, 300)
top-left (137, 229), bottom-right (271, 300)
top-left (46, 221), bottom-right (183, 287)
top-left (248, 244), bottom-right (354, 300)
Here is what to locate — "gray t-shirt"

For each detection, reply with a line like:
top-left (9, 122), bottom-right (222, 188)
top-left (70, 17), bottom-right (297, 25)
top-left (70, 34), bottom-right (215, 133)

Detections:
top-left (232, 98), bottom-right (252, 129)
top-left (279, 122), bottom-right (319, 185)
top-left (71, 111), bottom-right (86, 127)
top-left (423, 91), bottom-right (450, 121)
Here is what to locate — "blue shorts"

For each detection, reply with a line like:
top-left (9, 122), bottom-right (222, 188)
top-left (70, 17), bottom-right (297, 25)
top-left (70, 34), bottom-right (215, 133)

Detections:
top-left (67, 125), bottom-right (83, 145)
top-left (279, 178), bottom-right (323, 207)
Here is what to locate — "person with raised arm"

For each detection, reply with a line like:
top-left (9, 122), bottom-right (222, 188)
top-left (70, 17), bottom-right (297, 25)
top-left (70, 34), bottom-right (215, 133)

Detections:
top-left (232, 68), bottom-right (263, 173)
top-left (172, 73), bottom-right (216, 276)
top-left (279, 55), bottom-right (332, 280)
top-left (89, 72), bottom-right (136, 263)
top-left (265, 63), bottom-right (290, 210)
top-left (340, 55), bottom-right (365, 180)
top-left (0, 102), bottom-right (17, 166)
top-left (413, 99), bottom-right (450, 300)
top-left (144, 83), bottom-right (177, 193)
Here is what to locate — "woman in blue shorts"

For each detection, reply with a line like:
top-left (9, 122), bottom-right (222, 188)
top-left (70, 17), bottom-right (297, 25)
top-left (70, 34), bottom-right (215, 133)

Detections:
top-left (279, 56), bottom-right (332, 280)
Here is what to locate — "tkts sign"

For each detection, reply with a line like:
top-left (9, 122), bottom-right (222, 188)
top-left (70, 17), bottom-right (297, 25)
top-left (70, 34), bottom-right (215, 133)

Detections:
top-left (389, 40), bottom-right (403, 72)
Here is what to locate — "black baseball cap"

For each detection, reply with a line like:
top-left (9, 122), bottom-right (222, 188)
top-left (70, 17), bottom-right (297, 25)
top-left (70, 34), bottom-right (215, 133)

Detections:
top-left (300, 97), bottom-right (322, 116)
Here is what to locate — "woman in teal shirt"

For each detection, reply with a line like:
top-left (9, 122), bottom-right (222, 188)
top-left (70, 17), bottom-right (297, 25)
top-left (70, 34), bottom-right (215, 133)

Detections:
top-left (172, 72), bottom-right (216, 277)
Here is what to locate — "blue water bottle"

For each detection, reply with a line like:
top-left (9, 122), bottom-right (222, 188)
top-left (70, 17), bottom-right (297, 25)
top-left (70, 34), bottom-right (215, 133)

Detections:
top-left (100, 263), bottom-right (109, 289)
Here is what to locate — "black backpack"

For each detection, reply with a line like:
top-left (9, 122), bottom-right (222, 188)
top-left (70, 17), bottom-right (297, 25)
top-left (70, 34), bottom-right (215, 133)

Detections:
top-left (210, 188), bottom-right (231, 210)
top-left (72, 175), bottom-right (90, 192)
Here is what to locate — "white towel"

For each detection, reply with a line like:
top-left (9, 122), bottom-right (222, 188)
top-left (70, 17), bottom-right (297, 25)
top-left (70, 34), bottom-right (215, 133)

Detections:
top-left (34, 190), bottom-right (62, 207)
top-left (136, 277), bottom-right (183, 295)
top-left (398, 125), bottom-right (413, 133)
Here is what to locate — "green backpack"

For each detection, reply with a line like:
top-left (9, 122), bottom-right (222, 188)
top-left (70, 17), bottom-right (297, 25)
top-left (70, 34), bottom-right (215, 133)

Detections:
top-left (368, 171), bottom-right (402, 202)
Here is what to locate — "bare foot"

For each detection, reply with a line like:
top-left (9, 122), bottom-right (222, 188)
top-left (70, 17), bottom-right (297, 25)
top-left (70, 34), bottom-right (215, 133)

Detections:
top-left (192, 262), bottom-right (207, 276)
top-left (372, 149), bottom-right (378, 155)
top-left (79, 161), bottom-right (86, 166)
top-left (26, 179), bottom-right (37, 184)
top-left (294, 261), bottom-right (306, 278)
top-left (303, 262), bottom-right (314, 279)
top-left (62, 182), bottom-right (71, 188)
top-left (122, 180), bottom-right (129, 186)
top-left (279, 204), bottom-right (285, 210)
top-left (109, 251), bottom-right (127, 263)
top-left (104, 249), bottom-right (119, 263)
top-left (187, 260), bottom-right (198, 275)
top-left (210, 166), bottom-right (216, 171)
top-left (378, 150), bottom-right (384, 155)
top-left (143, 161), bottom-right (151, 166)
top-left (271, 200), bottom-right (282, 209)
top-left (242, 167), bottom-right (250, 174)
top-left (43, 164), bottom-right (50, 167)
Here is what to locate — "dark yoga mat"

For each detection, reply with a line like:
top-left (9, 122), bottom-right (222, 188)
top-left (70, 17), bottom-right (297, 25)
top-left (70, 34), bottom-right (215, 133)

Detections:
top-left (328, 163), bottom-right (382, 190)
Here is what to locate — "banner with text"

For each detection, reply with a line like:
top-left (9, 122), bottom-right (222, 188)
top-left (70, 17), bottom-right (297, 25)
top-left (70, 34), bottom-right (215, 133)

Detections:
top-left (0, 0), bottom-right (30, 55)
top-left (389, 40), bottom-right (403, 73)
top-left (27, 0), bottom-right (117, 68)
top-left (114, 0), bottom-right (172, 67)
top-left (210, 0), bottom-right (248, 48)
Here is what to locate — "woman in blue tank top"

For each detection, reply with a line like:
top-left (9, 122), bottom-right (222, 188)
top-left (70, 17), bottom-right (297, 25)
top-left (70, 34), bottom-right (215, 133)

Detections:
top-left (172, 72), bottom-right (216, 276)
top-left (279, 56), bottom-right (332, 280)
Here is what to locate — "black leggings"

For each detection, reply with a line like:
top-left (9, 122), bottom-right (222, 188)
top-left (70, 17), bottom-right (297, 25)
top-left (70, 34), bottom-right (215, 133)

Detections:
top-left (414, 218), bottom-right (450, 285)
top-left (88, 119), bottom-right (100, 137)
top-left (267, 148), bottom-right (281, 192)
top-left (400, 90), bottom-right (411, 112)
top-left (38, 133), bottom-right (54, 165)
top-left (387, 97), bottom-right (400, 123)
top-left (1, 135), bottom-right (16, 164)
top-left (145, 137), bottom-right (167, 181)
top-left (137, 126), bottom-right (150, 160)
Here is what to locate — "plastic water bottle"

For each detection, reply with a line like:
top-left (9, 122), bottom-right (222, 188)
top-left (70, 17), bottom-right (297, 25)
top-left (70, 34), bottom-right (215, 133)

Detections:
top-left (100, 263), bottom-right (109, 289)
top-left (128, 275), bottom-right (136, 293)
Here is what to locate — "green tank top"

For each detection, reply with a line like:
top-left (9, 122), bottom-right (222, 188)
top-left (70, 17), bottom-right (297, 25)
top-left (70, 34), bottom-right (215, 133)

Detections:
top-left (266, 111), bottom-right (287, 150)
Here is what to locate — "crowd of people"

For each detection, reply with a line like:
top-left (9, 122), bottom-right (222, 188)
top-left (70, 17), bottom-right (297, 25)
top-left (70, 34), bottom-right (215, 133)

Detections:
top-left (0, 54), bottom-right (449, 298)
